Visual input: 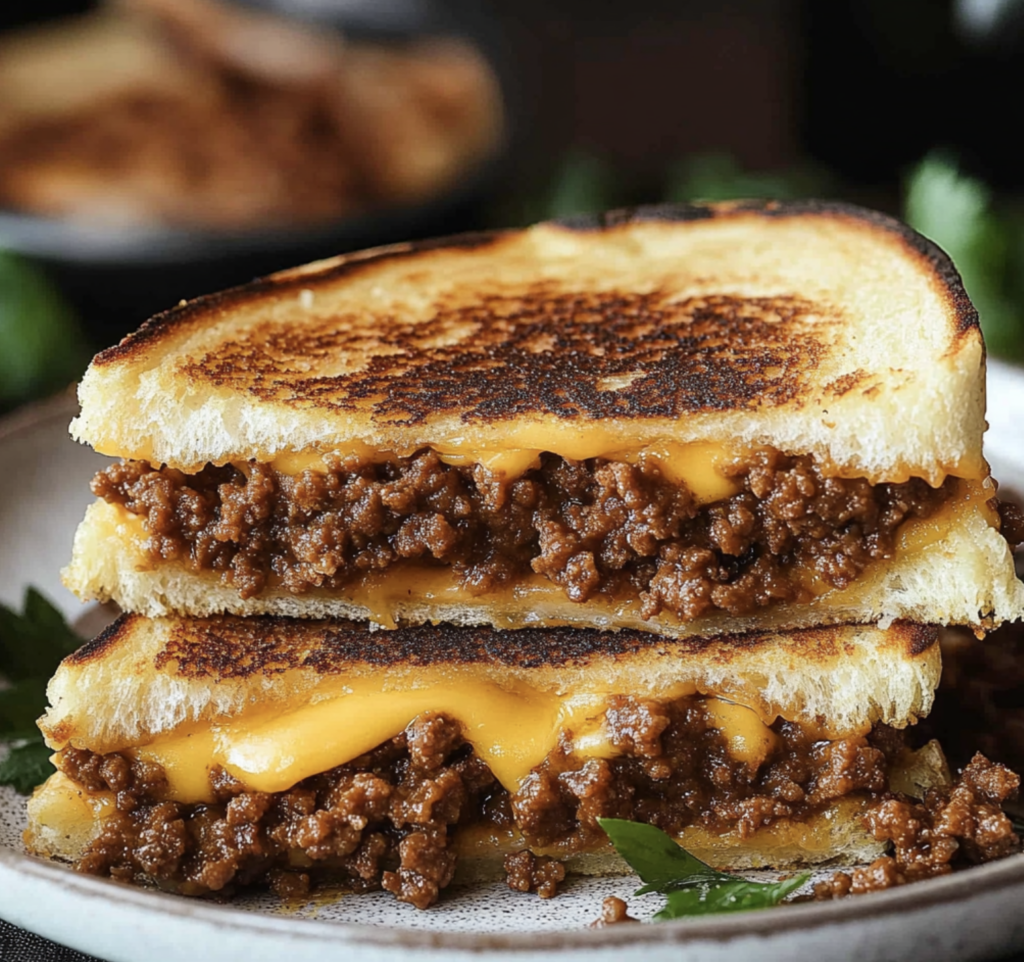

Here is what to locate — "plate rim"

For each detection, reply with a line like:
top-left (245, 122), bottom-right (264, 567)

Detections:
top-left (5, 845), bottom-right (1024, 952)
top-left (0, 387), bottom-right (81, 443)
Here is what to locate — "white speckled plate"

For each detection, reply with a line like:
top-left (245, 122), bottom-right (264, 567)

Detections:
top-left (2, 362), bottom-right (1024, 962)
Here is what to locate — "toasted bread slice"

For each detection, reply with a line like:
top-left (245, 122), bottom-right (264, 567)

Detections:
top-left (40, 616), bottom-right (940, 758)
top-left (64, 201), bottom-right (1024, 633)
top-left (73, 201), bottom-right (983, 485)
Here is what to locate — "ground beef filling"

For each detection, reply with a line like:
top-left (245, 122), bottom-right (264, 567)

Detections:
top-left (59, 699), bottom-right (901, 907)
top-left (813, 753), bottom-right (1020, 899)
top-left (91, 448), bottom-right (953, 620)
top-left (64, 712), bottom-right (491, 909)
top-left (590, 896), bottom-right (640, 926)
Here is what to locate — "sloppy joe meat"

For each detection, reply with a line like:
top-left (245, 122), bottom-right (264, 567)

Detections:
top-left (590, 896), bottom-right (639, 926)
top-left (503, 850), bottom-right (566, 898)
top-left (814, 753), bottom-right (1020, 899)
top-left (91, 447), bottom-right (953, 621)
top-left (59, 697), bottom-right (908, 907)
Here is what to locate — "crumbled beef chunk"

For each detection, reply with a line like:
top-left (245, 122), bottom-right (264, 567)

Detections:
top-left (91, 446), bottom-right (952, 619)
top-left (503, 851), bottom-right (566, 898)
top-left (814, 754), bottom-right (1020, 900)
top-left (268, 869), bottom-right (311, 900)
top-left (590, 896), bottom-right (639, 926)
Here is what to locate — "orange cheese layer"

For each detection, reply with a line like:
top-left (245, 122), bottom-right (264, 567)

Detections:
top-left (114, 407), bottom-right (988, 487)
top-left (267, 438), bottom-right (743, 505)
top-left (126, 690), bottom-right (777, 805)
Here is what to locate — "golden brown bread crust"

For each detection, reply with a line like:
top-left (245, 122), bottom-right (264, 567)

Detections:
top-left (89, 200), bottom-right (978, 428)
top-left (67, 612), bottom-right (937, 678)
top-left (173, 291), bottom-right (834, 423)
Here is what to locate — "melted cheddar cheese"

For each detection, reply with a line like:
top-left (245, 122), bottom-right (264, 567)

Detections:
top-left (128, 686), bottom-right (776, 805)
top-left (265, 438), bottom-right (742, 505)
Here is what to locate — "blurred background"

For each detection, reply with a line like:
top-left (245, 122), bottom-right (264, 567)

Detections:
top-left (2, 0), bottom-right (1024, 413)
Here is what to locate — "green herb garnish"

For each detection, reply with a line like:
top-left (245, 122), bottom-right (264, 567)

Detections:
top-left (0, 251), bottom-right (89, 410)
top-left (598, 818), bottom-right (809, 920)
top-left (0, 588), bottom-right (82, 794)
top-left (0, 741), bottom-right (59, 795)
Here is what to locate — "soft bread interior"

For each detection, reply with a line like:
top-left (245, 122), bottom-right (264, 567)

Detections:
top-left (454, 797), bottom-right (889, 880)
top-left (71, 203), bottom-right (985, 485)
top-left (24, 772), bottom-right (114, 865)
top-left (63, 495), bottom-right (1024, 637)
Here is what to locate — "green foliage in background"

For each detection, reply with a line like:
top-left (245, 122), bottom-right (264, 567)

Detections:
top-left (665, 153), bottom-right (832, 204)
top-left (0, 588), bottom-right (83, 794)
top-left (903, 154), bottom-right (1022, 361)
top-left (542, 150), bottom-right (618, 221)
top-left (493, 150), bottom-right (620, 226)
top-left (0, 251), bottom-right (88, 409)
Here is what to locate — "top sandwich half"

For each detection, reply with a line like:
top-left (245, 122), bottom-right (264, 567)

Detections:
top-left (76, 200), bottom-right (983, 478)
top-left (65, 200), bottom-right (1024, 633)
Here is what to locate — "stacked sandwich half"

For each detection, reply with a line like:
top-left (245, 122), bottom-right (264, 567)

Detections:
top-left (27, 201), bottom-right (1024, 907)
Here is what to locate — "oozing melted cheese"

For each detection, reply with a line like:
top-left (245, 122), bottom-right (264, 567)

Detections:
top-left (266, 439), bottom-right (742, 505)
top-left (129, 687), bottom-right (776, 805)
top-left (704, 698), bottom-right (780, 766)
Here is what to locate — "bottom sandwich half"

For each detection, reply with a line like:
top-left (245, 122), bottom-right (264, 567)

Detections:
top-left (25, 615), bottom-right (947, 907)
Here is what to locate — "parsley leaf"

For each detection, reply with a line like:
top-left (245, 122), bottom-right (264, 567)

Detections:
top-left (0, 741), bottom-right (57, 795)
top-left (598, 817), bottom-right (809, 920)
top-left (0, 588), bottom-right (82, 793)
top-left (598, 817), bottom-right (714, 892)
top-left (654, 875), bottom-right (809, 921)
top-left (0, 588), bottom-right (81, 683)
